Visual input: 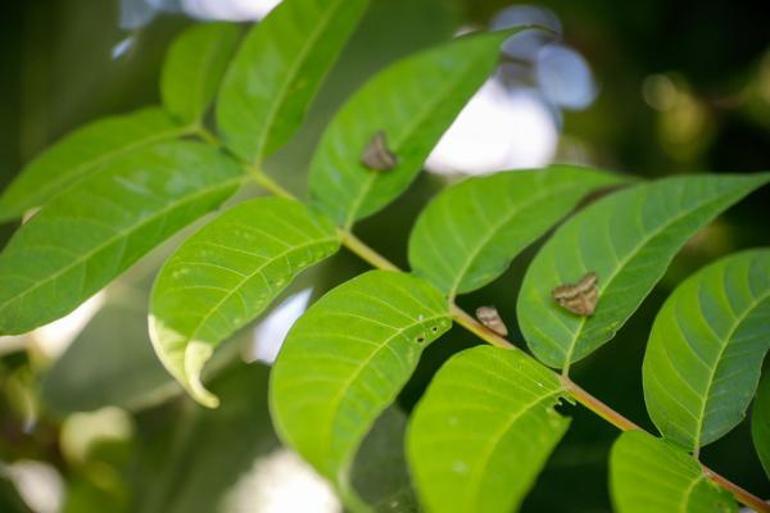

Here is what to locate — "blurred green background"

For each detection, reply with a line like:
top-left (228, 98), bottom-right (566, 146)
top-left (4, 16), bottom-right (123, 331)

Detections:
top-left (1, 0), bottom-right (769, 511)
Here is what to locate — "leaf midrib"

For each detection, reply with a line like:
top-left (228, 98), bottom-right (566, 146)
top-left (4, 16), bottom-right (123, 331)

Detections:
top-left (6, 113), bottom-right (192, 215)
top-left (252, 0), bottom-right (347, 162)
top-left (693, 287), bottom-right (770, 449)
top-left (341, 43), bottom-right (492, 230)
top-left (466, 389), bottom-right (563, 511)
top-left (184, 235), bottom-right (338, 347)
top-left (560, 184), bottom-right (750, 369)
top-left (0, 176), bottom-right (242, 316)
top-left (448, 180), bottom-right (589, 297)
top-left (323, 312), bottom-right (448, 476)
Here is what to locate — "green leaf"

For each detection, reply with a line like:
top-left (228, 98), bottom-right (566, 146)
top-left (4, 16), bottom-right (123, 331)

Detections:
top-left (130, 362), bottom-right (279, 513)
top-left (752, 372), bottom-right (770, 480)
top-left (161, 23), bottom-right (241, 124)
top-left (270, 270), bottom-right (451, 505)
top-left (408, 166), bottom-right (624, 297)
top-left (149, 197), bottom-right (340, 408)
top-left (309, 29), bottom-right (525, 229)
top-left (216, 0), bottom-right (368, 162)
top-left (0, 141), bottom-right (243, 335)
top-left (610, 431), bottom-right (737, 513)
top-left (350, 407), bottom-right (419, 512)
top-left (643, 249), bottom-right (770, 451)
top-left (407, 346), bottom-right (569, 513)
top-left (42, 301), bottom-right (180, 413)
top-left (0, 108), bottom-right (189, 222)
top-left (518, 173), bottom-right (770, 370)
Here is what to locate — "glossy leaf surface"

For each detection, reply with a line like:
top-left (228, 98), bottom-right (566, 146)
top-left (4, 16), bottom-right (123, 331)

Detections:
top-left (270, 271), bottom-right (451, 503)
top-left (309, 29), bottom-right (524, 229)
top-left (0, 108), bottom-right (187, 221)
top-left (217, 0), bottom-right (368, 162)
top-left (643, 249), bottom-right (770, 450)
top-left (610, 431), bottom-right (737, 513)
top-left (150, 197), bottom-right (340, 407)
top-left (0, 142), bottom-right (243, 334)
top-left (407, 346), bottom-right (569, 513)
top-left (408, 166), bottom-right (624, 297)
top-left (518, 173), bottom-right (770, 370)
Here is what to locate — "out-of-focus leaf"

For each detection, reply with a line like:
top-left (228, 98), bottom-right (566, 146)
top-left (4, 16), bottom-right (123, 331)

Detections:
top-left (161, 23), bottom-right (241, 124)
top-left (149, 197), bottom-right (340, 407)
top-left (130, 362), bottom-right (278, 513)
top-left (42, 302), bottom-right (178, 414)
top-left (0, 142), bottom-right (243, 335)
top-left (407, 346), bottom-right (569, 513)
top-left (309, 29), bottom-right (526, 229)
top-left (216, 0), bottom-right (369, 162)
top-left (270, 271), bottom-right (451, 506)
top-left (753, 372), bottom-right (770, 480)
top-left (408, 166), bottom-right (624, 297)
top-left (518, 173), bottom-right (770, 371)
top-left (643, 249), bottom-right (770, 451)
top-left (610, 431), bottom-right (737, 513)
top-left (0, 108), bottom-right (189, 222)
top-left (351, 407), bottom-right (419, 512)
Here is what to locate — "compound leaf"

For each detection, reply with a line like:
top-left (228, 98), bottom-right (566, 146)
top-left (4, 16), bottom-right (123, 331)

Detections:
top-left (752, 372), bottom-right (770, 480)
top-left (0, 141), bottom-right (243, 335)
top-left (161, 22), bottom-right (241, 124)
top-left (150, 197), bottom-right (340, 407)
top-left (407, 346), bottom-right (569, 513)
top-left (610, 431), bottom-right (737, 513)
top-left (309, 29), bottom-right (527, 229)
top-left (217, 0), bottom-right (368, 162)
top-left (643, 249), bottom-right (770, 451)
top-left (0, 108), bottom-right (188, 221)
top-left (270, 271), bottom-right (451, 506)
top-left (518, 173), bottom-right (770, 370)
top-left (408, 166), bottom-right (624, 297)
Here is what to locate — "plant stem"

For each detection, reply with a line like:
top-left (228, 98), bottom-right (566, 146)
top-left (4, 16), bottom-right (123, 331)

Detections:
top-left (340, 231), bottom-right (400, 272)
top-left (341, 227), bottom-right (770, 512)
top-left (560, 375), bottom-right (640, 431)
top-left (705, 467), bottom-right (770, 513)
top-left (450, 304), bottom-right (515, 349)
top-left (194, 128), bottom-right (769, 513)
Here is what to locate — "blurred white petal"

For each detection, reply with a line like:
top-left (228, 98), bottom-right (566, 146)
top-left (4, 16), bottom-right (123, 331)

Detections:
top-left (426, 80), bottom-right (558, 175)
top-left (111, 36), bottom-right (137, 60)
top-left (60, 407), bottom-right (134, 464)
top-left (0, 460), bottom-right (64, 513)
top-left (32, 291), bottom-right (106, 359)
top-left (221, 448), bottom-right (341, 513)
top-left (246, 289), bottom-right (312, 365)
top-left (181, 0), bottom-right (281, 21)
top-left (536, 44), bottom-right (598, 110)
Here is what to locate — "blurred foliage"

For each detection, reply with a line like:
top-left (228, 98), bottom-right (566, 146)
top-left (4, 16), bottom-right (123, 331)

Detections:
top-left (0, 0), bottom-right (768, 512)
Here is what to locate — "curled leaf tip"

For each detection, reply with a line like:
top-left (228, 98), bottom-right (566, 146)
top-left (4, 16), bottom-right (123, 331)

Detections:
top-left (148, 315), bottom-right (220, 408)
top-left (185, 340), bottom-right (220, 408)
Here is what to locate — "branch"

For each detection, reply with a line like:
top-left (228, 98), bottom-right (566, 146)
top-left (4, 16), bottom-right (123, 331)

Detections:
top-left (196, 128), bottom-right (770, 513)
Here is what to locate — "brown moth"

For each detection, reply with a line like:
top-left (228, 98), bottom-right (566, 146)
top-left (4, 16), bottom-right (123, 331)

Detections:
top-left (551, 272), bottom-right (599, 316)
top-left (360, 130), bottom-right (397, 171)
top-left (475, 306), bottom-right (509, 337)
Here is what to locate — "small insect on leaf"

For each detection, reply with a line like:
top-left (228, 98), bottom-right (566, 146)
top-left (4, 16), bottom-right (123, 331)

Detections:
top-left (551, 272), bottom-right (599, 316)
top-left (475, 305), bottom-right (509, 337)
top-left (360, 130), bottom-right (398, 171)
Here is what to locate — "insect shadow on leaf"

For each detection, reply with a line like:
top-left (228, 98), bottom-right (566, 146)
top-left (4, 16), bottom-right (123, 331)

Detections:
top-left (551, 272), bottom-right (599, 316)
